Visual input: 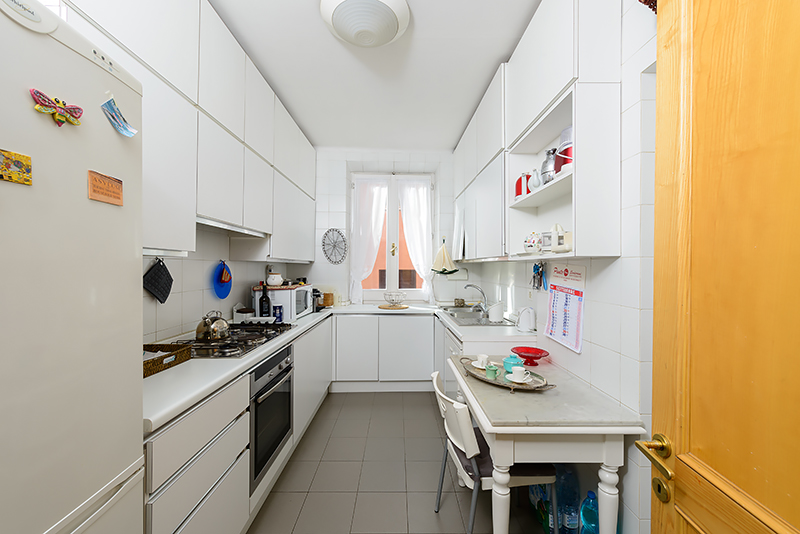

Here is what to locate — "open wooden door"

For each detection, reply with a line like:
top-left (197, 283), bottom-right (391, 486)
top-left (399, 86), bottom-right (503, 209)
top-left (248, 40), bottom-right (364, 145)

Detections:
top-left (651, 0), bottom-right (800, 532)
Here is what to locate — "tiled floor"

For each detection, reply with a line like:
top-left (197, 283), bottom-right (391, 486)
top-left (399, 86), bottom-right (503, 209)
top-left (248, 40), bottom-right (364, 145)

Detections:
top-left (247, 392), bottom-right (546, 534)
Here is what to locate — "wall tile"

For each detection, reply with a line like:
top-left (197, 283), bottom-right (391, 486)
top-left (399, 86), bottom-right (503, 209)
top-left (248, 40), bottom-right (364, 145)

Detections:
top-left (590, 258), bottom-right (621, 305)
top-left (143, 296), bottom-right (157, 335)
top-left (619, 258), bottom-right (641, 309)
top-left (163, 258), bottom-right (183, 293)
top-left (620, 356), bottom-right (640, 411)
top-left (316, 194), bottom-right (329, 213)
top-left (621, 503), bottom-right (639, 534)
top-left (641, 72), bottom-right (656, 101)
top-left (640, 520), bottom-right (651, 534)
top-left (621, 206), bottom-right (641, 257)
top-left (621, 102), bottom-right (641, 161)
top-left (620, 306), bottom-right (640, 360)
top-left (544, 336), bottom-right (591, 383)
top-left (639, 362), bottom-right (653, 415)
top-left (641, 100), bottom-right (656, 153)
top-left (621, 154), bottom-right (641, 209)
top-left (316, 212), bottom-right (329, 229)
top-left (409, 161), bottom-right (426, 173)
top-left (620, 461), bottom-right (640, 516)
top-left (622, 5), bottom-right (657, 64)
top-left (621, 35), bottom-right (657, 111)
top-left (640, 258), bottom-right (654, 309)
top-left (640, 205), bottom-right (654, 257)
top-left (639, 309), bottom-right (653, 361)
top-left (592, 302), bottom-right (621, 352)
top-left (156, 325), bottom-right (181, 341)
top-left (330, 194), bottom-right (347, 213)
top-left (640, 152), bottom-right (655, 205)
top-left (393, 161), bottom-right (410, 173)
top-left (329, 212), bottom-right (347, 228)
top-left (639, 465), bottom-right (652, 518)
top-left (590, 343), bottom-right (621, 401)
top-left (143, 333), bottom-right (156, 344)
top-left (182, 289), bottom-right (203, 331)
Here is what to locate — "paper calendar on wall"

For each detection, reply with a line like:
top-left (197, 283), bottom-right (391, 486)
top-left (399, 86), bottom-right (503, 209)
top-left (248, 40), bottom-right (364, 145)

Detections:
top-left (545, 264), bottom-right (586, 353)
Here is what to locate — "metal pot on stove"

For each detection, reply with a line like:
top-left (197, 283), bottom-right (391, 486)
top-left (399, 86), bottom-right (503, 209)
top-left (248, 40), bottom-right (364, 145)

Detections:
top-left (196, 310), bottom-right (230, 341)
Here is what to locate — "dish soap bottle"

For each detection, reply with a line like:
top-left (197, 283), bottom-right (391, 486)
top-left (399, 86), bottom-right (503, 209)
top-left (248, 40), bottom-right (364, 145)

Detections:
top-left (579, 491), bottom-right (599, 534)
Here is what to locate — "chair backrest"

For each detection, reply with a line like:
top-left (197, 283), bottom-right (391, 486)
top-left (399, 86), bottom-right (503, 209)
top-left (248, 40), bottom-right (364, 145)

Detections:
top-left (431, 371), bottom-right (480, 459)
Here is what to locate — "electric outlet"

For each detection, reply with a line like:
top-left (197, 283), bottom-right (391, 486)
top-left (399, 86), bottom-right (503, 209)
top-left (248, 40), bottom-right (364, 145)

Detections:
top-left (528, 289), bottom-right (534, 299)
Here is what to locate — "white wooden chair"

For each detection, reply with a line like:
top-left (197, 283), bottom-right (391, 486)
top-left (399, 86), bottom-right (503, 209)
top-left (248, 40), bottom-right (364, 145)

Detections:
top-left (431, 371), bottom-right (557, 534)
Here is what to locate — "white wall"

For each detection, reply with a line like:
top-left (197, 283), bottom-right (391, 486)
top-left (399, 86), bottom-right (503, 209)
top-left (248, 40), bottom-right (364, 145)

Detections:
top-left (143, 226), bottom-right (283, 342)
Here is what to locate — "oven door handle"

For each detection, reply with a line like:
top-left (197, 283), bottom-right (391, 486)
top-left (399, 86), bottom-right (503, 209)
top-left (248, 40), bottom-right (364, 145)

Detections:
top-left (256, 368), bottom-right (293, 405)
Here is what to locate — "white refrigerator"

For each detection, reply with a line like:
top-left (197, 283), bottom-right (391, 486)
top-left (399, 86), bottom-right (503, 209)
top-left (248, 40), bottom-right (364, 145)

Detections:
top-left (0, 2), bottom-right (144, 533)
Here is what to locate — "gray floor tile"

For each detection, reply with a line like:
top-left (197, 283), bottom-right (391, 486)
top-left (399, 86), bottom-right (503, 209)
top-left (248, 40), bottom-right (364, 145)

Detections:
top-left (339, 404), bottom-right (374, 419)
top-left (364, 437), bottom-right (406, 461)
top-left (323, 437), bottom-right (367, 461)
top-left (368, 418), bottom-right (405, 438)
top-left (293, 492), bottom-right (356, 534)
top-left (371, 404), bottom-right (406, 419)
top-left (331, 418), bottom-right (371, 437)
top-left (403, 418), bottom-right (443, 438)
top-left (359, 461), bottom-right (406, 492)
top-left (403, 404), bottom-right (439, 421)
top-left (302, 417), bottom-right (336, 441)
top-left (344, 392), bottom-right (375, 406)
top-left (405, 437), bottom-right (445, 461)
top-left (351, 493), bottom-right (408, 533)
top-left (310, 461), bottom-right (363, 492)
top-left (406, 461), bottom-right (454, 493)
top-left (403, 392), bottom-right (434, 406)
top-left (323, 393), bottom-right (347, 407)
top-left (272, 461), bottom-right (319, 493)
top-left (453, 491), bottom-right (526, 534)
top-left (247, 492), bottom-right (305, 534)
top-left (407, 492), bottom-right (465, 534)
top-left (291, 432), bottom-right (329, 461)
top-left (372, 392), bottom-right (403, 407)
top-left (315, 401), bottom-right (344, 420)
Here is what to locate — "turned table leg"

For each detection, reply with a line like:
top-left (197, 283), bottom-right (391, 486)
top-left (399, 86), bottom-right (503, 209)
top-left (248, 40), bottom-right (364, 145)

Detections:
top-left (492, 464), bottom-right (511, 534)
top-left (597, 464), bottom-right (620, 534)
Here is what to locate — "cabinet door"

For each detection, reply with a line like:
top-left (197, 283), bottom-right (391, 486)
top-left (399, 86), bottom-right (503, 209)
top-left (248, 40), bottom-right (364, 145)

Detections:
top-left (475, 64), bottom-right (504, 172)
top-left (443, 329), bottom-right (462, 399)
top-left (271, 173), bottom-right (315, 261)
top-left (452, 194), bottom-right (465, 261)
top-left (473, 154), bottom-right (504, 259)
top-left (505, 0), bottom-right (576, 146)
top-left (198, 0), bottom-right (245, 138)
top-left (336, 316), bottom-right (379, 381)
top-left (244, 57), bottom-right (275, 163)
top-left (463, 182), bottom-right (477, 260)
top-left (453, 140), bottom-right (465, 198)
top-left (434, 317), bottom-right (445, 377)
top-left (462, 115), bottom-right (478, 186)
top-left (273, 98), bottom-right (299, 183)
top-left (378, 316), bottom-right (434, 381)
top-left (197, 114), bottom-right (244, 226)
top-left (297, 133), bottom-right (316, 199)
top-left (67, 0), bottom-right (200, 101)
top-left (293, 318), bottom-right (332, 437)
top-left (243, 148), bottom-right (273, 234)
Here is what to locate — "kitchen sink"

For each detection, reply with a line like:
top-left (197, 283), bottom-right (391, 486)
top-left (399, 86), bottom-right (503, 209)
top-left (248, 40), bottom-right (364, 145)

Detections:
top-left (440, 306), bottom-right (514, 326)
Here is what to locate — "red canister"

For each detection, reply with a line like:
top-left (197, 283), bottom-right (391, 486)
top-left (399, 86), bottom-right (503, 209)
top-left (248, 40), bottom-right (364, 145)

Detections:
top-left (515, 176), bottom-right (523, 198)
top-left (555, 144), bottom-right (573, 173)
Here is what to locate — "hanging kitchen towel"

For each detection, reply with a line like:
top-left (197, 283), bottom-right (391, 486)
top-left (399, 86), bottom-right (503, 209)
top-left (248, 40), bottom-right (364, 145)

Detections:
top-left (431, 239), bottom-right (458, 275)
top-left (143, 258), bottom-right (173, 304)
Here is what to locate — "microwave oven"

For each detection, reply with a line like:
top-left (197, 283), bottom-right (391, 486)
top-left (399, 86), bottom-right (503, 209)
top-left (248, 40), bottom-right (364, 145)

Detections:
top-left (251, 284), bottom-right (314, 322)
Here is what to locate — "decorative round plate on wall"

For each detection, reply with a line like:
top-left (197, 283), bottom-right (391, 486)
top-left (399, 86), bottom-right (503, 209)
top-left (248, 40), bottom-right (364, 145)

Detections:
top-left (322, 228), bottom-right (348, 264)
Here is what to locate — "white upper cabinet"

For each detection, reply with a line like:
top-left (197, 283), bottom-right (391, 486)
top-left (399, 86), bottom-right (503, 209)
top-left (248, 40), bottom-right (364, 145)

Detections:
top-left (453, 141), bottom-right (465, 199)
top-left (243, 148), bottom-right (273, 234)
top-left (462, 115), bottom-right (478, 188)
top-left (196, 114), bottom-right (244, 226)
top-left (297, 132), bottom-right (317, 199)
top-left (198, 0), bottom-right (245, 138)
top-left (505, 0), bottom-right (576, 147)
top-left (67, 0), bottom-right (200, 101)
top-left (271, 173), bottom-right (315, 262)
top-left (462, 154), bottom-right (504, 260)
top-left (244, 58), bottom-right (275, 163)
top-left (475, 64), bottom-right (505, 174)
top-left (273, 98), bottom-right (299, 182)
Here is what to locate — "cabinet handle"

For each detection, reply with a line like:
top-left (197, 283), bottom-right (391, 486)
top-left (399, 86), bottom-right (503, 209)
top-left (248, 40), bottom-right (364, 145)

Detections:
top-left (257, 369), bottom-right (293, 404)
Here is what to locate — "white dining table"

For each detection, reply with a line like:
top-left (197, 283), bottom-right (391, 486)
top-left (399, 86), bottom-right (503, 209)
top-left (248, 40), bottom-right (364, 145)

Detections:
top-left (447, 356), bottom-right (646, 534)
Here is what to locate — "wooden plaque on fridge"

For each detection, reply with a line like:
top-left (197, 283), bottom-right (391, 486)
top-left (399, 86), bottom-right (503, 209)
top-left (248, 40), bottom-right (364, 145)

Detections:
top-left (88, 170), bottom-right (123, 206)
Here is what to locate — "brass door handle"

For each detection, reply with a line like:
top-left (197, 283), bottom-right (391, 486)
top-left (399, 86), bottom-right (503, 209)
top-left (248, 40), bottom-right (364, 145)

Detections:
top-left (635, 433), bottom-right (675, 480)
top-left (391, 242), bottom-right (397, 256)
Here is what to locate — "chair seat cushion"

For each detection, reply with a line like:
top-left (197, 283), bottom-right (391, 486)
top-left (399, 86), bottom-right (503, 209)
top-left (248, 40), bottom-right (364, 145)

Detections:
top-left (451, 427), bottom-right (556, 480)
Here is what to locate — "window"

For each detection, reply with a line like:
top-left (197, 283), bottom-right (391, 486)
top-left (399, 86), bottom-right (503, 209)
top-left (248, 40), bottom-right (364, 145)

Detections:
top-left (350, 174), bottom-right (433, 303)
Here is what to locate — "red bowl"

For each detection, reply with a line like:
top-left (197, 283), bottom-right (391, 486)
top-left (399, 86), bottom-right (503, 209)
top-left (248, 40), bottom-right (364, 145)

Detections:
top-left (510, 346), bottom-right (549, 366)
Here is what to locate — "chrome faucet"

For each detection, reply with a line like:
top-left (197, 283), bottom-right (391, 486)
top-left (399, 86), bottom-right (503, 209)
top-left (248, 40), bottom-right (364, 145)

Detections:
top-left (463, 284), bottom-right (488, 314)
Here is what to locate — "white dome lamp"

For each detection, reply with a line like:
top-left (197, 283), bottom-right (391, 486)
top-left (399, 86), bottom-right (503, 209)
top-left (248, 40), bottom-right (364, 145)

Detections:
top-left (320, 0), bottom-right (410, 48)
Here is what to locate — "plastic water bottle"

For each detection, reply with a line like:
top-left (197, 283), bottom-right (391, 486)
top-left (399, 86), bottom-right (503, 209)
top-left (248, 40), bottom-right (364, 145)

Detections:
top-left (556, 465), bottom-right (580, 534)
top-left (579, 491), bottom-right (599, 534)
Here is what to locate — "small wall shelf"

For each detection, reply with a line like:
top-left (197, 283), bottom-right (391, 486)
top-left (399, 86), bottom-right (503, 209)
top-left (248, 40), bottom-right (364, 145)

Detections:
top-left (510, 168), bottom-right (573, 210)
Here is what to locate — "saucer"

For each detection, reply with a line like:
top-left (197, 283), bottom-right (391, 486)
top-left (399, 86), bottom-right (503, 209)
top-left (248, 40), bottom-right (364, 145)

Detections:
top-left (505, 373), bottom-right (533, 384)
top-left (471, 361), bottom-right (487, 370)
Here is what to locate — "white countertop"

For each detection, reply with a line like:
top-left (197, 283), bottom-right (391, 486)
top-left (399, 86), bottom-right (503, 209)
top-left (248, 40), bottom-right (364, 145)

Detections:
top-left (451, 354), bottom-right (644, 431)
top-left (142, 310), bottom-right (333, 435)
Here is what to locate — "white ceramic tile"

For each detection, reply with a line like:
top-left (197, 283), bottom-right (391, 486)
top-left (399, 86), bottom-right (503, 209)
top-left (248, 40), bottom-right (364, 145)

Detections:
top-left (621, 154), bottom-right (641, 209)
top-left (620, 502), bottom-right (639, 534)
top-left (639, 362), bottom-right (653, 415)
top-left (621, 34), bottom-right (657, 110)
top-left (590, 343), bottom-right (621, 401)
top-left (621, 102), bottom-right (642, 161)
top-left (640, 520), bottom-right (651, 534)
top-left (640, 152), bottom-right (655, 205)
top-left (156, 325), bottom-right (182, 342)
top-left (620, 356), bottom-right (640, 411)
top-left (143, 333), bottom-right (156, 344)
top-left (639, 309), bottom-right (653, 361)
top-left (156, 292), bottom-right (182, 332)
top-left (203, 260), bottom-right (220, 290)
top-left (622, 5), bottom-right (657, 64)
top-left (622, 0), bottom-right (637, 15)
top-left (393, 161), bottom-right (410, 173)
top-left (329, 212), bottom-right (347, 228)
top-left (329, 174), bottom-right (347, 196)
top-left (625, 435), bottom-right (642, 467)
top-left (641, 72), bottom-right (656, 101)
top-left (376, 161), bottom-right (393, 172)
top-left (619, 258), bottom-right (641, 309)
top-left (591, 302), bottom-right (620, 352)
top-left (640, 205), bottom-right (654, 257)
top-left (640, 258), bottom-right (654, 309)
top-left (316, 212), bottom-right (329, 229)
top-left (315, 194), bottom-right (329, 213)
top-left (589, 258), bottom-right (621, 305)
top-left (182, 290), bottom-right (203, 328)
top-left (620, 461), bottom-right (640, 517)
top-left (182, 260), bottom-right (205, 292)
top-left (143, 296), bottom-right (157, 335)
top-left (409, 161), bottom-right (425, 173)
top-left (329, 195), bottom-right (346, 213)
top-left (162, 258), bottom-right (183, 293)
top-left (641, 100), bottom-right (656, 153)
top-left (620, 306), bottom-right (640, 360)
top-left (639, 465), bottom-right (652, 518)
top-left (621, 207), bottom-right (641, 257)
top-left (330, 160), bottom-right (347, 179)
top-left (203, 288), bottom-right (224, 316)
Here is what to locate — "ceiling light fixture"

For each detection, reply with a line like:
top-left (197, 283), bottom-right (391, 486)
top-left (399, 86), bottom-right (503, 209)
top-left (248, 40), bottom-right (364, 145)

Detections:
top-left (320, 0), bottom-right (409, 48)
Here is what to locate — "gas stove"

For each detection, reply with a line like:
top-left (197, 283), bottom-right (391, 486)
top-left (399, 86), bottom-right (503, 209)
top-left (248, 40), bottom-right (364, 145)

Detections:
top-left (175, 321), bottom-right (294, 358)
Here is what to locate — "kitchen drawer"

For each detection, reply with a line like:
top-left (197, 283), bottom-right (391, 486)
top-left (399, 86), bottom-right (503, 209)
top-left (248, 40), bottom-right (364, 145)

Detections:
top-left (175, 449), bottom-right (249, 534)
top-left (147, 412), bottom-right (248, 534)
top-left (146, 376), bottom-right (248, 493)
top-left (445, 328), bottom-right (462, 358)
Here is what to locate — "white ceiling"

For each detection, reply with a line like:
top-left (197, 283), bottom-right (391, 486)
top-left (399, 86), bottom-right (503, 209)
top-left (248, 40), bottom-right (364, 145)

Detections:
top-left (209, 0), bottom-right (541, 151)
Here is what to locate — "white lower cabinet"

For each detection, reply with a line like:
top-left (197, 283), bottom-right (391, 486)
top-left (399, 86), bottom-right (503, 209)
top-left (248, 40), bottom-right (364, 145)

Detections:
top-left (293, 317), bottom-right (333, 438)
top-left (378, 316), bottom-right (434, 381)
top-left (336, 316), bottom-right (379, 381)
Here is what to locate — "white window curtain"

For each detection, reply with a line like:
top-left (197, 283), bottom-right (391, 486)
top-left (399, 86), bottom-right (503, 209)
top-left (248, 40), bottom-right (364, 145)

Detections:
top-left (398, 179), bottom-right (434, 303)
top-left (349, 179), bottom-right (388, 304)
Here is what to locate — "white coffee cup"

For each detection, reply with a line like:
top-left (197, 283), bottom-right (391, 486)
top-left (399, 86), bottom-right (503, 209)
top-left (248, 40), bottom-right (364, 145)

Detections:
top-left (476, 354), bottom-right (489, 367)
top-left (511, 366), bottom-right (530, 382)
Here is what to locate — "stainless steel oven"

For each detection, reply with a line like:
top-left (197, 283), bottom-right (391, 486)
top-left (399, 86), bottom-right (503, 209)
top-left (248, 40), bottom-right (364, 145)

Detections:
top-left (249, 344), bottom-right (293, 495)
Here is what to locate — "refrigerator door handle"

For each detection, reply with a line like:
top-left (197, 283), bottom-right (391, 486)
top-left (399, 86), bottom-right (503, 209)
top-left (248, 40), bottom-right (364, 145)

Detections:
top-left (44, 466), bottom-right (144, 534)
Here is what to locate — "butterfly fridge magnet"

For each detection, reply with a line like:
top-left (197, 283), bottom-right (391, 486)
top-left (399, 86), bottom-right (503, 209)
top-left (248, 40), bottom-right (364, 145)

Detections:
top-left (30, 88), bottom-right (83, 127)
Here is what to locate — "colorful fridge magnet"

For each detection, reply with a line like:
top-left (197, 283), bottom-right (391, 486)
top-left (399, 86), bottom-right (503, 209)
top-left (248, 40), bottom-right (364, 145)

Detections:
top-left (0, 149), bottom-right (32, 186)
top-left (100, 95), bottom-right (138, 137)
top-left (30, 88), bottom-right (83, 127)
top-left (213, 261), bottom-right (233, 299)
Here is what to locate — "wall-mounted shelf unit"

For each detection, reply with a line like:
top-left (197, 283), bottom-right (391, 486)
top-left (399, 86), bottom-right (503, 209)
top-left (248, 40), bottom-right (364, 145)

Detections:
top-left (510, 168), bottom-right (572, 209)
